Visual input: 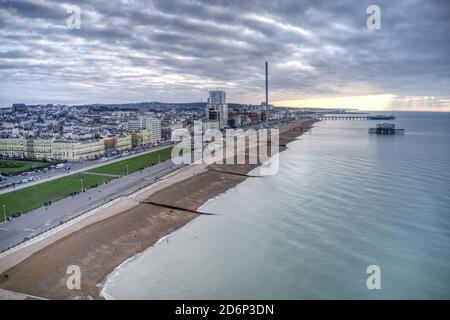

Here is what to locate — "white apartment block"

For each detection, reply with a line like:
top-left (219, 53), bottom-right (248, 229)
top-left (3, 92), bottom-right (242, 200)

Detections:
top-left (128, 118), bottom-right (141, 131)
top-left (140, 116), bottom-right (161, 145)
top-left (206, 90), bottom-right (228, 129)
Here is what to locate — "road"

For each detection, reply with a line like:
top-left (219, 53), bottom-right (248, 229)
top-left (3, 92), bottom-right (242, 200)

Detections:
top-left (0, 159), bottom-right (180, 252)
top-left (0, 143), bottom-right (173, 194)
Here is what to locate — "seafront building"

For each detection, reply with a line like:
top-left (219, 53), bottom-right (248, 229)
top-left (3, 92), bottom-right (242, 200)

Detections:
top-left (0, 93), bottom-right (311, 162)
top-left (127, 115), bottom-right (162, 145)
top-left (131, 129), bottom-right (151, 147)
top-left (115, 134), bottom-right (133, 151)
top-left (0, 131), bottom-right (150, 161)
top-left (51, 139), bottom-right (106, 161)
top-left (0, 137), bottom-right (28, 158)
top-left (128, 118), bottom-right (141, 131)
top-left (206, 91), bottom-right (228, 129)
top-left (0, 137), bottom-right (105, 161)
top-left (140, 116), bottom-right (162, 144)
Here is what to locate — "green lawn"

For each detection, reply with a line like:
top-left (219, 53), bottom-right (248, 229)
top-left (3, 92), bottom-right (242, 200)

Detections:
top-left (88, 147), bottom-right (174, 176)
top-left (0, 147), bottom-right (175, 221)
top-left (0, 159), bottom-right (51, 175)
top-left (0, 173), bottom-right (113, 221)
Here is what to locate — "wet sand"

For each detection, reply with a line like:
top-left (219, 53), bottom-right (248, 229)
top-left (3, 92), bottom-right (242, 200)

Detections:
top-left (0, 118), bottom-right (317, 299)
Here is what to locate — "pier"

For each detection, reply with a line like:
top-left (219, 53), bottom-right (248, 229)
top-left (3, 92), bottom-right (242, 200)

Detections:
top-left (369, 123), bottom-right (405, 135)
top-left (314, 114), bottom-right (396, 121)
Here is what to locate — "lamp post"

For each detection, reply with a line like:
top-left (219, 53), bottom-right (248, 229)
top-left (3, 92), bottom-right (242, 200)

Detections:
top-left (80, 177), bottom-right (84, 192)
top-left (265, 61), bottom-right (269, 129)
top-left (126, 164), bottom-right (129, 175)
top-left (2, 204), bottom-right (6, 223)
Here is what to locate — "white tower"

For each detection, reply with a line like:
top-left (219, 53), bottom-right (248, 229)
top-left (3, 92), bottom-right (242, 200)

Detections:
top-left (206, 90), bottom-right (228, 129)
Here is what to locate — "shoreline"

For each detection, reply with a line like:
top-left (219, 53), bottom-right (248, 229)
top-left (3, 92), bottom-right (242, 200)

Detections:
top-left (100, 215), bottom-right (201, 300)
top-left (0, 118), bottom-right (318, 300)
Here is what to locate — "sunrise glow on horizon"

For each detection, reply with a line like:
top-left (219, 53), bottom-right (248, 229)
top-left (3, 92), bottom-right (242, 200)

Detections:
top-left (274, 94), bottom-right (450, 112)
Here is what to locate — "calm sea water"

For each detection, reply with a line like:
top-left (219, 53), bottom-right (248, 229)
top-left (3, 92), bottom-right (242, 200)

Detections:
top-left (103, 112), bottom-right (450, 299)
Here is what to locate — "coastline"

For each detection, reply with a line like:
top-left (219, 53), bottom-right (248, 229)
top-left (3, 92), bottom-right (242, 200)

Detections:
top-left (0, 118), bottom-right (318, 300)
top-left (100, 215), bottom-right (201, 300)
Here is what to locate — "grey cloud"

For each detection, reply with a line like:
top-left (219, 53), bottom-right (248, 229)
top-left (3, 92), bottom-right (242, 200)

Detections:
top-left (0, 0), bottom-right (66, 20)
top-left (0, 0), bottom-right (448, 106)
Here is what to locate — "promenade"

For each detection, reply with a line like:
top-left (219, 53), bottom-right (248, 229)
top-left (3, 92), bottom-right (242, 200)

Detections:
top-left (0, 159), bottom-right (177, 252)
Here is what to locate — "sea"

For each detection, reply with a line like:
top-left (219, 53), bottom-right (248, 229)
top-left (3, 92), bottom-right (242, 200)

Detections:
top-left (102, 112), bottom-right (450, 299)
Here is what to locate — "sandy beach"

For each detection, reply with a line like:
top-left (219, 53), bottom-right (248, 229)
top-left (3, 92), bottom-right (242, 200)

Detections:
top-left (0, 118), bottom-right (317, 299)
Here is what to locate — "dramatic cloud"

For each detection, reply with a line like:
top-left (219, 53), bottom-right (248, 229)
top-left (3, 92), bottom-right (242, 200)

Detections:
top-left (0, 0), bottom-right (449, 110)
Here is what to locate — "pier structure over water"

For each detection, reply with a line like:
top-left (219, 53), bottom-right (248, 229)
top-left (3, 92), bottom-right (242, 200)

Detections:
top-left (369, 123), bottom-right (405, 135)
top-left (314, 114), bottom-right (396, 121)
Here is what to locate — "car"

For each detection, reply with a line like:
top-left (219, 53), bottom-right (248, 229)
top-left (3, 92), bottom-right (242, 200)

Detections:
top-left (0, 183), bottom-right (13, 190)
top-left (21, 179), bottom-right (29, 183)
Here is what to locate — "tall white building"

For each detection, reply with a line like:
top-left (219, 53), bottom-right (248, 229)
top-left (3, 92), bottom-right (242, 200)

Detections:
top-left (208, 91), bottom-right (226, 104)
top-left (206, 90), bottom-right (228, 129)
top-left (128, 119), bottom-right (141, 131)
top-left (140, 116), bottom-right (161, 144)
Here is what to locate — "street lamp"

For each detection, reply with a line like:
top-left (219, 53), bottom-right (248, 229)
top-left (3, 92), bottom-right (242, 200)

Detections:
top-left (2, 204), bottom-right (6, 223)
top-left (126, 164), bottom-right (129, 175)
top-left (80, 177), bottom-right (84, 192)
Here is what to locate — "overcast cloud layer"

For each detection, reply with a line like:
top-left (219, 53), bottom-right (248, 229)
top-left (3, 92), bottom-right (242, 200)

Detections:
top-left (0, 0), bottom-right (449, 110)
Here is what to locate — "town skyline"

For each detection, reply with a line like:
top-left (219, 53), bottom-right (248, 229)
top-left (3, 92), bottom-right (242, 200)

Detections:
top-left (0, 0), bottom-right (449, 111)
top-left (2, 93), bottom-right (450, 112)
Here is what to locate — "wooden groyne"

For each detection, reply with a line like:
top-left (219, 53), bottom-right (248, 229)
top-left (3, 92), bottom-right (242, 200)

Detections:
top-left (136, 199), bottom-right (218, 216)
top-left (207, 168), bottom-right (264, 178)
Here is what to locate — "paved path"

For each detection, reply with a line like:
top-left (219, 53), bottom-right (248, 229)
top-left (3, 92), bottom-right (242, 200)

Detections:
top-left (81, 172), bottom-right (120, 178)
top-left (0, 159), bottom-right (180, 252)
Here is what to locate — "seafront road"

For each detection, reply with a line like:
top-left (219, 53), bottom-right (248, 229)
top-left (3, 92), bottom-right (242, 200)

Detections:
top-left (0, 144), bottom-right (173, 195)
top-left (0, 159), bottom-right (177, 252)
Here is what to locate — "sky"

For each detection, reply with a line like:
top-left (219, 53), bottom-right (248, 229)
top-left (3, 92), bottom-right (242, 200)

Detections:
top-left (0, 0), bottom-right (449, 111)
